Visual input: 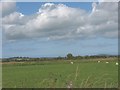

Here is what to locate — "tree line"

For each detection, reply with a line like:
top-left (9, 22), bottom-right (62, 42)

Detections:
top-left (2, 53), bottom-right (118, 62)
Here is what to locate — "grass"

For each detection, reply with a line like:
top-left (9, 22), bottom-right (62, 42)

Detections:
top-left (2, 58), bottom-right (118, 88)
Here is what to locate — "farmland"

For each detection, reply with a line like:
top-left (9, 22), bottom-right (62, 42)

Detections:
top-left (2, 58), bottom-right (118, 88)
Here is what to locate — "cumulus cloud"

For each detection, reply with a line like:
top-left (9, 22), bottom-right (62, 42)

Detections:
top-left (0, 2), bottom-right (16, 17)
top-left (2, 2), bottom-right (118, 42)
top-left (2, 12), bottom-right (24, 24)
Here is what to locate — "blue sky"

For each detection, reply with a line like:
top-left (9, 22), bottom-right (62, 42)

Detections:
top-left (2, 2), bottom-right (118, 58)
top-left (3, 38), bottom-right (118, 58)
top-left (16, 2), bottom-right (93, 15)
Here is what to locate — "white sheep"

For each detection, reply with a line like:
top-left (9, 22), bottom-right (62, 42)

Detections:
top-left (71, 62), bottom-right (73, 64)
top-left (116, 62), bottom-right (118, 65)
top-left (98, 61), bottom-right (100, 63)
top-left (106, 62), bottom-right (109, 64)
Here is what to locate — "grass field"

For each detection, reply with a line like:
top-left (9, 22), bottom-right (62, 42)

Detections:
top-left (2, 58), bottom-right (118, 88)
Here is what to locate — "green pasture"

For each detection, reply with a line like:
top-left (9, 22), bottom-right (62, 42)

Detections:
top-left (2, 58), bottom-right (118, 88)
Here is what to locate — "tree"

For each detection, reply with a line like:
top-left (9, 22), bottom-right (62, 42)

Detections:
top-left (56, 56), bottom-right (63, 60)
top-left (67, 53), bottom-right (74, 59)
top-left (76, 55), bottom-right (83, 59)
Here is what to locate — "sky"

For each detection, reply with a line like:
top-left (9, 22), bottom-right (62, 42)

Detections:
top-left (1, 2), bottom-right (118, 58)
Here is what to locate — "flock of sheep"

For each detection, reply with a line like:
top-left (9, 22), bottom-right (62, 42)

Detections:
top-left (98, 61), bottom-right (119, 65)
top-left (70, 61), bottom-right (119, 65)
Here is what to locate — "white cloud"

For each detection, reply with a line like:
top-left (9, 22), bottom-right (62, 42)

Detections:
top-left (2, 12), bottom-right (24, 24)
top-left (0, 2), bottom-right (16, 17)
top-left (2, 2), bottom-right (118, 42)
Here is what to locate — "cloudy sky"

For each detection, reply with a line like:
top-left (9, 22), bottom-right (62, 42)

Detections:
top-left (1, 2), bottom-right (118, 58)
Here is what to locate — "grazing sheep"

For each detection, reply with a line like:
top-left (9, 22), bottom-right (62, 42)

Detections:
top-left (71, 62), bottom-right (73, 64)
top-left (116, 62), bottom-right (118, 65)
top-left (98, 61), bottom-right (100, 63)
top-left (106, 62), bottom-right (109, 64)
